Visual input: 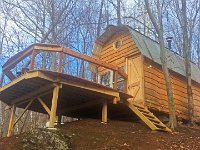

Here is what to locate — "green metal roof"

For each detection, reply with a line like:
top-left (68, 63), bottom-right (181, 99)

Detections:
top-left (129, 28), bottom-right (200, 84)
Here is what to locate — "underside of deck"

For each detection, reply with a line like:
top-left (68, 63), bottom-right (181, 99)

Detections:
top-left (0, 70), bottom-right (132, 118)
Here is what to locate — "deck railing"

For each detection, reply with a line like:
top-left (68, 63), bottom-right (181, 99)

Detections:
top-left (1, 44), bottom-right (128, 93)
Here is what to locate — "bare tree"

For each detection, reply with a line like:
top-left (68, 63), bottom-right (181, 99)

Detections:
top-left (108, 0), bottom-right (121, 25)
top-left (144, 0), bottom-right (177, 129)
top-left (97, 0), bottom-right (104, 37)
top-left (0, 1), bottom-right (9, 59)
top-left (116, 0), bottom-right (121, 25)
top-left (181, 0), bottom-right (194, 125)
top-left (171, 0), bottom-right (200, 125)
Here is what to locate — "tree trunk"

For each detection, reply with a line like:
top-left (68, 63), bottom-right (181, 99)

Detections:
top-left (181, 0), bottom-right (195, 125)
top-left (159, 33), bottom-right (177, 129)
top-left (97, 0), bottom-right (104, 37)
top-left (105, 0), bottom-right (109, 26)
top-left (144, 0), bottom-right (177, 129)
top-left (117, 0), bottom-right (121, 25)
top-left (50, 0), bottom-right (57, 71)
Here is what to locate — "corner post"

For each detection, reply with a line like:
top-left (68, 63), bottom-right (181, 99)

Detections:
top-left (102, 100), bottom-right (108, 123)
top-left (49, 84), bottom-right (60, 128)
top-left (58, 52), bottom-right (63, 73)
top-left (124, 79), bottom-right (127, 93)
top-left (30, 50), bottom-right (36, 70)
top-left (113, 71), bottom-right (118, 90)
top-left (7, 105), bottom-right (16, 137)
top-left (0, 72), bottom-right (4, 87)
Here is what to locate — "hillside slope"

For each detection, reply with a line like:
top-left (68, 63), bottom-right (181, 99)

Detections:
top-left (0, 119), bottom-right (200, 150)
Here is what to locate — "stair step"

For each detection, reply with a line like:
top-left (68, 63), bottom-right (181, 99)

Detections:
top-left (125, 101), bottom-right (171, 132)
top-left (153, 123), bottom-right (166, 129)
top-left (142, 113), bottom-right (155, 119)
top-left (138, 110), bottom-right (150, 115)
top-left (133, 104), bottom-right (145, 109)
top-left (148, 118), bottom-right (160, 124)
top-left (137, 108), bottom-right (150, 113)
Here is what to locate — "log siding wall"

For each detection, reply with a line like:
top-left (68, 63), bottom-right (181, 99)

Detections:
top-left (99, 32), bottom-right (139, 67)
top-left (144, 58), bottom-right (200, 121)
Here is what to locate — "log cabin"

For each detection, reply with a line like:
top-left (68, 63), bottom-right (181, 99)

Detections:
top-left (92, 25), bottom-right (200, 122)
top-left (2, 24), bottom-right (200, 137)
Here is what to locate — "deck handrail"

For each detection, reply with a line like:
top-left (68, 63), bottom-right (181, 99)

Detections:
top-left (1, 43), bottom-right (128, 92)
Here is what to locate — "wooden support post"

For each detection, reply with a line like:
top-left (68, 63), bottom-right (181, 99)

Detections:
top-left (49, 85), bottom-right (60, 128)
top-left (7, 105), bottom-right (16, 137)
top-left (102, 100), bottom-right (108, 123)
top-left (30, 50), bottom-right (36, 70)
top-left (113, 97), bottom-right (120, 104)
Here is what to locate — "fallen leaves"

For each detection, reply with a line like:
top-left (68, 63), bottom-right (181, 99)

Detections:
top-left (117, 142), bottom-right (131, 147)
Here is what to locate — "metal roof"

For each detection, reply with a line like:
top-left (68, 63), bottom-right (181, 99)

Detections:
top-left (96, 25), bottom-right (200, 84)
top-left (129, 28), bottom-right (200, 84)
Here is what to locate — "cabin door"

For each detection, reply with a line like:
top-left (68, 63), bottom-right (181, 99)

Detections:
top-left (127, 55), bottom-right (144, 104)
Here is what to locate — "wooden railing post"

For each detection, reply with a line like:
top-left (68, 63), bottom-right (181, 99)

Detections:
top-left (30, 50), bottom-right (36, 70)
top-left (0, 73), bottom-right (4, 87)
top-left (42, 51), bottom-right (46, 70)
top-left (124, 79), bottom-right (128, 93)
top-left (7, 105), bottom-right (16, 137)
top-left (58, 52), bottom-right (63, 73)
top-left (113, 71), bottom-right (118, 90)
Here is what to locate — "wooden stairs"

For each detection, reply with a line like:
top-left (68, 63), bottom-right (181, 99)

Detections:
top-left (125, 101), bottom-right (171, 132)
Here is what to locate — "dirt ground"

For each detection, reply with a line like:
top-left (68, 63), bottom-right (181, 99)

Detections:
top-left (0, 119), bottom-right (200, 150)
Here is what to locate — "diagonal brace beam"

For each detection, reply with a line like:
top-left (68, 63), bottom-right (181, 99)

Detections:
top-left (38, 97), bottom-right (51, 115)
top-left (14, 99), bottom-right (34, 127)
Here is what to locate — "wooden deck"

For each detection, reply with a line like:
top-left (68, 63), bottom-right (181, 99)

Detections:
top-left (0, 43), bottom-right (172, 136)
top-left (0, 43), bottom-right (133, 136)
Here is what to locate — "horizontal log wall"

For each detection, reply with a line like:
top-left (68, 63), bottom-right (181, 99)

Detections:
top-left (144, 58), bottom-right (200, 121)
top-left (99, 31), bottom-right (139, 67)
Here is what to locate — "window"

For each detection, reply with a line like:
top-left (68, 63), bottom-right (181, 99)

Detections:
top-left (113, 39), bottom-right (122, 50)
top-left (118, 65), bottom-right (125, 91)
top-left (100, 71), bottom-right (111, 86)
